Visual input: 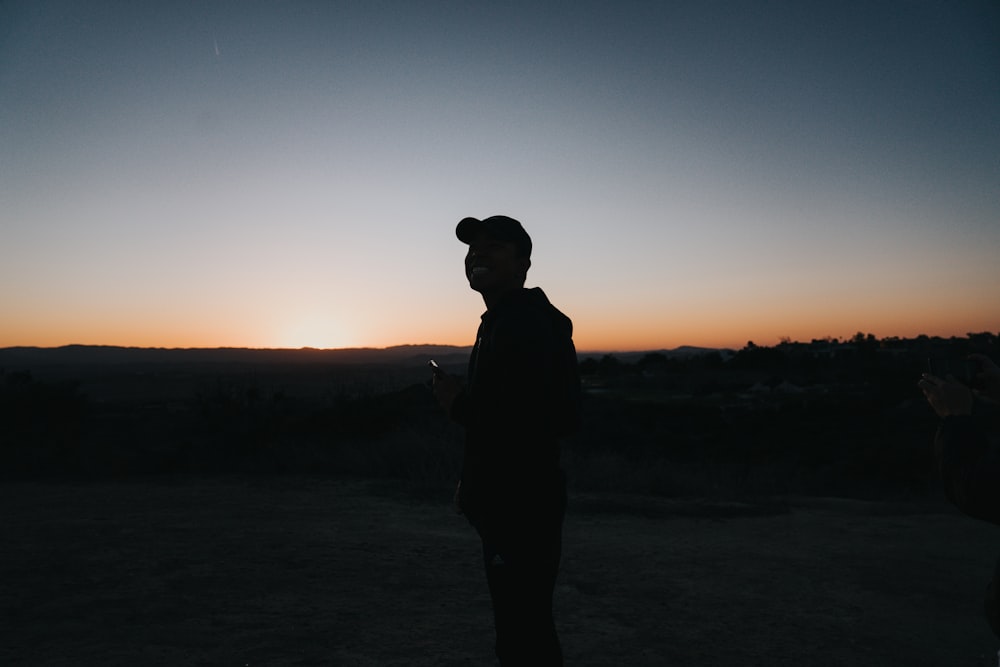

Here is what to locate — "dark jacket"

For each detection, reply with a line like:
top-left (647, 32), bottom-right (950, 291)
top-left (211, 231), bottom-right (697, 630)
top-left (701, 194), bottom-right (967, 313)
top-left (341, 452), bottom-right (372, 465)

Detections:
top-left (935, 415), bottom-right (1000, 526)
top-left (935, 413), bottom-right (1000, 637)
top-left (450, 287), bottom-right (581, 523)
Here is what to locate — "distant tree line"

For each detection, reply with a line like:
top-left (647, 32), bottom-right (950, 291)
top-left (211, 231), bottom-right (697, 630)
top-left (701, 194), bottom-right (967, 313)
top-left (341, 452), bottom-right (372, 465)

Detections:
top-left (582, 331), bottom-right (999, 383)
top-left (569, 332), bottom-right (999, 499)
top-left (1, 332), bottom-right (997, 502)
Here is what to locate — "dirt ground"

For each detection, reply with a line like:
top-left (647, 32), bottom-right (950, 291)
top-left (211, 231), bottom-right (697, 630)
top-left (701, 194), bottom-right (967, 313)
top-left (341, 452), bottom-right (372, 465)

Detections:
top-left (2, 476), bottom-right (998, 666)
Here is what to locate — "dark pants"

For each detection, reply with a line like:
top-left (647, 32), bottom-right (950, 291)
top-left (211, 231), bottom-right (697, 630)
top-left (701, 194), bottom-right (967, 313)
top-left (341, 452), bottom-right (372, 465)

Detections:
top-left (477, 487), bottom-right (565, 666)
top-left (987, 556), bottom-right (1000, 638)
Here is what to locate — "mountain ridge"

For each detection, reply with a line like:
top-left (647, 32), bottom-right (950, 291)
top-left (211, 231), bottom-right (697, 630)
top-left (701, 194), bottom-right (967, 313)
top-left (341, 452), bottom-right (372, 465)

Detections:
top-left (0, 344), bottom-right (726, 367)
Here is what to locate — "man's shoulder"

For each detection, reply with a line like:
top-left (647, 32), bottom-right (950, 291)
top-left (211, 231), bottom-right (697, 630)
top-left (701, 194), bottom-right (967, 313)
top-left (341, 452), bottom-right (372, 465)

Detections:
top-left (490, 288), bottom-right (573, 340)
top-left (528, 288), bottom-right (574, 335)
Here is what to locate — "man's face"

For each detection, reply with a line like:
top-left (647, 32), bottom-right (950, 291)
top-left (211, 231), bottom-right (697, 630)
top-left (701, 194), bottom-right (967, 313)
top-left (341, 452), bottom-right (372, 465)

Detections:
top-left (464, 232), bottom-right (530, 295)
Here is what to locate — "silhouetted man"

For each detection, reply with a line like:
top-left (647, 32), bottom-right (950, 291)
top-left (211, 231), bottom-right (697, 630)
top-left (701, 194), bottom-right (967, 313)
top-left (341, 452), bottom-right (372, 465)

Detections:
top-left (919, 354), bottom-right (1000, 636)
top-left (432, 215), bottom-right (581, 665)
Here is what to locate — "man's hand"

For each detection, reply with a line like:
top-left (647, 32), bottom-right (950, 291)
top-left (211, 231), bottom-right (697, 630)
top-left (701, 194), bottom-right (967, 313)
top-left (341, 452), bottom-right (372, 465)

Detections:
top-left (432, 371), bottom-right (463, 414)
top-left (969, 354), bottom-right (1000, 404)
top-left (919, 373), bottom-right (974, 417)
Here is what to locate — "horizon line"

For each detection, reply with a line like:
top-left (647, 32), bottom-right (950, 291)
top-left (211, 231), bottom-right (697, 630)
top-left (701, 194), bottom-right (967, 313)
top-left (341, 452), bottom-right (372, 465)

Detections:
top-left (2, 331), bottom-right (997, 356)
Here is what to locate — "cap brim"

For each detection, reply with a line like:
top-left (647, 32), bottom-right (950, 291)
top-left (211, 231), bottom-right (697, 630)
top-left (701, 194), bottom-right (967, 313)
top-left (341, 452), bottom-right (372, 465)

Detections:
top-left (456, 217), bottom-right (485, 244)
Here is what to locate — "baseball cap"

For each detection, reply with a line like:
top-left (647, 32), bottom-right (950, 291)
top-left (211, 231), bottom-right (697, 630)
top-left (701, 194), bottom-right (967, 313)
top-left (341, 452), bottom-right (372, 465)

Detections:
top-left (456, 215), bottom-right (532, 258)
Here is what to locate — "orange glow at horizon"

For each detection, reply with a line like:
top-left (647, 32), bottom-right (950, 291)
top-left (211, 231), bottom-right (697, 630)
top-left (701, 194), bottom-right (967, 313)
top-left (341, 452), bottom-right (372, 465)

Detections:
top-left (3, 3), bottom-right (999, 365)
top-left (3, 307), bottom-right (997, 353)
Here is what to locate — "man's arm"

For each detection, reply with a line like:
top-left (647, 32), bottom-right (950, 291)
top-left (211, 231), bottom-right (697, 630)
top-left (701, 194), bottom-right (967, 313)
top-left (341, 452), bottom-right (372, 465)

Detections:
top-left (431, 372), bottom-right (466, 422)
top-left (936, 416), bottom-right (1000, 526)
top-left (921, 362), bottom-right (1000, 525)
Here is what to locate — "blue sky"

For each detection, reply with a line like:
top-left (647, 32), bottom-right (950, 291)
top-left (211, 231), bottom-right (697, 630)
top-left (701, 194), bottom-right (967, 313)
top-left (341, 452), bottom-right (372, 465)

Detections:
top-left (2, 1), bottom-right (998, 350)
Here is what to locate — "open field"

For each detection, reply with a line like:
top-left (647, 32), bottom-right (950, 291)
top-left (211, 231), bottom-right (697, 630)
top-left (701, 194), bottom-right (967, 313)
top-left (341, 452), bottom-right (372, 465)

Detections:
top-left (3, 476), bottom-right (998, 666)
top-left (3, 341), bottom-right (999, 664)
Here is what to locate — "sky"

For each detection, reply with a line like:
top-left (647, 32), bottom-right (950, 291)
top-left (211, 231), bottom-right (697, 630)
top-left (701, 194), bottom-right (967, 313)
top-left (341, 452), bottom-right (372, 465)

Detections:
top-left (2, 0), bottom-right (998, 352)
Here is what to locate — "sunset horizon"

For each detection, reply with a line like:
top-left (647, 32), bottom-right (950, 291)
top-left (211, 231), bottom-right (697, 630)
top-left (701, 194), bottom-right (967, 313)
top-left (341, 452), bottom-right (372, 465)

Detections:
top-left (2, 3), bottom-right (997, 653)
top-left (4, 2), bottom-right (997, 361)
top-left (2, 321), bottom-right (997, 356)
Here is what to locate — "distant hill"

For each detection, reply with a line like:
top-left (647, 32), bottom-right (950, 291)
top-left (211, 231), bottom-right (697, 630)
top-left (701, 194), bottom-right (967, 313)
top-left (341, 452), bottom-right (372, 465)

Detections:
top-left (577, 346), bottom-right (729, 363)
top-left (0, 344), bottom-right (729, 370)
top-left (0, 344), bottom-right (473, 368)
